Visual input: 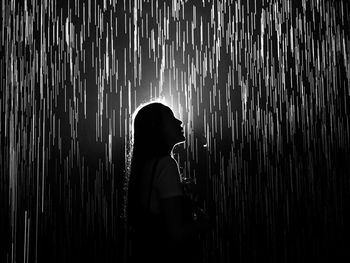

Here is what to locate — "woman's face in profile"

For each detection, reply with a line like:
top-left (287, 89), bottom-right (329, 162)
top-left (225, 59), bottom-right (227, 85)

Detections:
top-left (161, 108), bottom-right (185, 147)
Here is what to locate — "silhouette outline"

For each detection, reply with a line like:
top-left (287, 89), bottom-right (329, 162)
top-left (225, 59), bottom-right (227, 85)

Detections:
top-left (126, 102), bottom-right (210, 263)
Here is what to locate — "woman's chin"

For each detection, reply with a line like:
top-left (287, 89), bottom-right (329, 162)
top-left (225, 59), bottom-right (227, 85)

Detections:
top-left (173, 137), bottom-right (185, 147)
top-left (180, 134), bottom-right (186, 142)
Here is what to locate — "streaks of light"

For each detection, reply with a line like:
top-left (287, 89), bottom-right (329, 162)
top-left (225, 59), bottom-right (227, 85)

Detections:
top-left (1, 0), bottom-right (350, 263)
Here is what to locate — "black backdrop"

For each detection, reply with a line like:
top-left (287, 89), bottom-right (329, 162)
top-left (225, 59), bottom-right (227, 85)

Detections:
top-left (1, 0), bottom-right (350, 262)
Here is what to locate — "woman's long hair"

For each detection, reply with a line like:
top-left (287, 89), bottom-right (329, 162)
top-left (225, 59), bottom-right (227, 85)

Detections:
top-left (125, 102), bottom-right (172, 226)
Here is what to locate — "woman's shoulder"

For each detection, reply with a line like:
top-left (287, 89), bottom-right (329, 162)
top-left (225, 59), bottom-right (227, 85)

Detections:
top-left (154, 156), bottom-right (183, 198)
top-left (155, 156), bottom-right (179, 171)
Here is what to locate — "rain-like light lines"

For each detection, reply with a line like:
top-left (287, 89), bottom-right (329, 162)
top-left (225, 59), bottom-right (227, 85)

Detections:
top-left (1, 0), bottom-right (350, 263)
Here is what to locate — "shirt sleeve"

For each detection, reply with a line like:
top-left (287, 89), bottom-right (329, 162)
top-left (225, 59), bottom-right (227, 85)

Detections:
top-left (155, 156), bottom-right (184, 199)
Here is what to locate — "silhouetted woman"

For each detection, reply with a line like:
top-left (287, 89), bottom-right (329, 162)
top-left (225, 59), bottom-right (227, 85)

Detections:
top-left (126, 102), bottom-right (209, 263)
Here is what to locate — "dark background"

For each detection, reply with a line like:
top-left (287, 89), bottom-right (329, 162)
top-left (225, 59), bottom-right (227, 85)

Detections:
top-left (1, 0), bottom-right (350, 262)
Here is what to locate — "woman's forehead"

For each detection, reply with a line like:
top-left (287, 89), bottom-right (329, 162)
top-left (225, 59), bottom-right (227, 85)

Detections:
top-left (160, 107), bottom-right (176, 120)
top-left (162, 105), bottom-right (173, 114)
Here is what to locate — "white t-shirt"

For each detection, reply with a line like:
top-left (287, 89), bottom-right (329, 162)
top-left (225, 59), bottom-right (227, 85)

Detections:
top-left (139, 156), bottom-right (184, 214)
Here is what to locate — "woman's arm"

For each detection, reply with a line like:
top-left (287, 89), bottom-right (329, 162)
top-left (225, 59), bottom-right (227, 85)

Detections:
top-left (156, 156), bottom-right (210, 241)
top-left (160, 196), bottom-right (210, 242)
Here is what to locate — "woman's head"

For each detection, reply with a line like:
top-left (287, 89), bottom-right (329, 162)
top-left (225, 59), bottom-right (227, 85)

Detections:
top-left (132, 102), bottom-right (185, 158)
